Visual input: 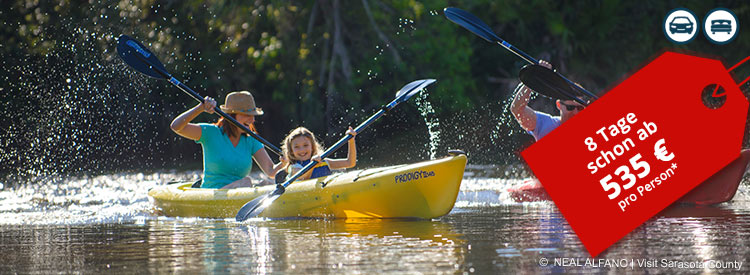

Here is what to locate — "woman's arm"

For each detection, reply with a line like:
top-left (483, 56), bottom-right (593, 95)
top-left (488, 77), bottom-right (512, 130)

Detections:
top-left (221, 177), bottom-right (253, 189)
top-left (223, 153), bottom-right (287, 189)
top-left (253, 148), bottom-right (291, 179)
top-left (170, 96), bottom-right (216, 141)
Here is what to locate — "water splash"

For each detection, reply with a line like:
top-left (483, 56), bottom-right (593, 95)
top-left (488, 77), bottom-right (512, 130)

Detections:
top-left (396, 17), bottom-right (416, 36)
top-left (414, 90), bottom-right (440, 159)
top-left (0, 7), bottom-right (207, 186)
top-left (0, 170), bottom-right (200, 225)
top-left (491, 94), bottom-right (525, 147)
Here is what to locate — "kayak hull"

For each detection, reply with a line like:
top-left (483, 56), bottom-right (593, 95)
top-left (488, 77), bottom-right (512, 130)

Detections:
top-left (510, 150), bottom-right (749, 205)
top-left (149, 155), bottom-right (467, 219)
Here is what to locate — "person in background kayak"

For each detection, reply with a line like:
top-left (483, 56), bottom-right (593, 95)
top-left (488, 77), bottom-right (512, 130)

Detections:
top-left (279, 126), bottom-right (357, 181)
top-left (170, 91), bottom-right (285, 189)
top-left (510, 60), bottom-right (586, 141)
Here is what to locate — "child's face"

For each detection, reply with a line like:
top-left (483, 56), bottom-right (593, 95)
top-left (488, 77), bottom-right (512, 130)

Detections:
top-left (290, 136), bottom-right (313, 160)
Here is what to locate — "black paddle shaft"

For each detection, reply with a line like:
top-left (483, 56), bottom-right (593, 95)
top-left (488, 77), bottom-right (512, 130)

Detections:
top-left (171, 77), bottom-right (281, 154)
top-left (119, 35), bottom-right (282, 155)
top-left (519, 65), bottom-right (590, 106)
top-left (444, 7), bottom-right (599, 100)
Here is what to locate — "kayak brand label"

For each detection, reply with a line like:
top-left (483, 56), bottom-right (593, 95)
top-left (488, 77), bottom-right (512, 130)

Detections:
top-left (395, 170), bottom-right (435, 183)
top-left (521, 52), bottom-right (749, 257)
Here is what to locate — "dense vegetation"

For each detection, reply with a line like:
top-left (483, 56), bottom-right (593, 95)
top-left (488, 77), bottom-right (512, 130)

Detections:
top-left (2, 1), bottom-right (749, 183)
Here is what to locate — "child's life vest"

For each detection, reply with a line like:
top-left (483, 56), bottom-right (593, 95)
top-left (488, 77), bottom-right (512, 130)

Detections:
top-left (287, 159), bottom-right (332, 180)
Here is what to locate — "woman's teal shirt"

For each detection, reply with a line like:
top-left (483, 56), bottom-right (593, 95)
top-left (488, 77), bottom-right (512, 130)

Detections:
top-left (196, 123), bottom-right (263, 188)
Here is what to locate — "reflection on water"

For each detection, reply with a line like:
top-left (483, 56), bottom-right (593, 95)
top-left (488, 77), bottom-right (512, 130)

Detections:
top-left (228, 219), bottom-right (464, 273)
top-left (0, 219), bottom-right (464, 273)
top-left (0, 169), bottom-right (749, 273)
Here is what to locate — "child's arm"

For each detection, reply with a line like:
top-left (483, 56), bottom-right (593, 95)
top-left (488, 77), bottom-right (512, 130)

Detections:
top-left (287, 162), bottom-right (314, 181)
top-left (319, 126), bottom-right (357, 170)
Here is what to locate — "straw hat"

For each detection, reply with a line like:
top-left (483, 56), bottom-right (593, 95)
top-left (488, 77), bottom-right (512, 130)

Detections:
top-left (220, 91), bottom-right (264, 116)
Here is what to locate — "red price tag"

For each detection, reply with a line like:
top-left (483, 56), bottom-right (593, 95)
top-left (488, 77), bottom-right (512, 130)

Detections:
top-left (521, 52), bottom-right (749, 257)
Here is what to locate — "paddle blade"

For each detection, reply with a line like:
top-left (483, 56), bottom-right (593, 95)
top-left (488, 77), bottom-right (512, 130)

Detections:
top-left (395, 79), bottom-right (436, 102)
top-left (444, 7), bottom-right (502, 43)
top-left (117, 35), bottom-right (169, 79)
top-left (235, 188), bottom-right (284, 221)
top-left (519, 64), bottom-right (587, 104)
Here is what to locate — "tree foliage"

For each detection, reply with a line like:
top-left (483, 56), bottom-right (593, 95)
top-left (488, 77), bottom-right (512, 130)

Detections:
top-left (2, 0), bottom-right (750, 180)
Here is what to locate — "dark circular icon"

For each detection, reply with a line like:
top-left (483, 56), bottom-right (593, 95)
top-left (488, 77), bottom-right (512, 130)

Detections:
top-left (703, 8), bottom-right (739, 45)
top-left (663, 8), bottom-right (699, 44)
top-left (701, 84), bottom-right (726, 109)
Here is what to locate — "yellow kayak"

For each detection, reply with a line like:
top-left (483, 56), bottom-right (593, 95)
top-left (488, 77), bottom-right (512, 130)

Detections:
top-left (149, 153), bottom-right (467, 219)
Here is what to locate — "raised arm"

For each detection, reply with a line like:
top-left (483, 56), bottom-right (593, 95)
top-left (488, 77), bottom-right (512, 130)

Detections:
top-left (170, 96), bottom-right (216, 141)
top-left (510, 60), bottom-right (553, 132)
top-left (509, 83), bottom-right (538, 132)
top-left (317, 126), bottom-right (357, 170)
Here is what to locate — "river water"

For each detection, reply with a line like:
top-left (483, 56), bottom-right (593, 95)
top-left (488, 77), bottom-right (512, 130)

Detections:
top-left (1, 166), bottom-right (749, 274)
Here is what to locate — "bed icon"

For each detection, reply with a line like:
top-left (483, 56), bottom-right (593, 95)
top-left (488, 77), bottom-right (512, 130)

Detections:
top-left (710, 19), bottom-right (732, 34)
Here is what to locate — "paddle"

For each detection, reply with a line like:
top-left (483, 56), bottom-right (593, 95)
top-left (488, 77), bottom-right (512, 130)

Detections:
top-left (443, 7), bottom-right (599, 104)
top-left (235, 79), bottom-right (437, 221)
top-left (116, 35), bottom-right (282, 156)
top-left (519, 64), bottom-right (589, 106)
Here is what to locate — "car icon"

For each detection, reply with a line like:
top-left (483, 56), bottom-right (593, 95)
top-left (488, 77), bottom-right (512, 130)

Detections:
top-left (711, 19), bottom-right (732, 34)
top-left (669, 16), bottom-right (694, 34)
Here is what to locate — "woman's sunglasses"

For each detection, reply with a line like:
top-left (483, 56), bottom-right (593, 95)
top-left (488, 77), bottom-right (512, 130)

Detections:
top-left (560, 102), bottom-right (585, 111)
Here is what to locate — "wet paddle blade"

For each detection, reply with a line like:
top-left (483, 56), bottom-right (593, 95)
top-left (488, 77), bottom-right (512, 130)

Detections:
top-left (445, 8), bottom-right (598, 101)
top-left (395, 79), bottom-right (436, 102)
top-left (235, 188), bottom-right (283, 222)
top-left (444, 7), bottom-right (502, 43)
top-left (117, 35), bottom-right (170, 79)
top-left (519, 64), bottom-right (586, 104)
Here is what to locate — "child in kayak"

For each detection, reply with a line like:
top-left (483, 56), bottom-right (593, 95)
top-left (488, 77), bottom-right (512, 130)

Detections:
top-left (280, 127), bottom-right (357, 181)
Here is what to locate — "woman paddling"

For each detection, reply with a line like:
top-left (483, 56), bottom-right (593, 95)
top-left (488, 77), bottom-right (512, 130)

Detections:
top-left (170, 91), bottom-right (285, 189)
